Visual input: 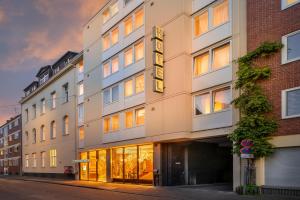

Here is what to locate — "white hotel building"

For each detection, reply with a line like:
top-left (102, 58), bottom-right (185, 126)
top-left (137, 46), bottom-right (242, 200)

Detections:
top-left (78, 0), bottom-right (247, 188)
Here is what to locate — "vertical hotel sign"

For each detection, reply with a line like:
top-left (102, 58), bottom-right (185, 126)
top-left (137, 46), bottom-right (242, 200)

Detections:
top-left (152, 26), bottom-right (164, 93)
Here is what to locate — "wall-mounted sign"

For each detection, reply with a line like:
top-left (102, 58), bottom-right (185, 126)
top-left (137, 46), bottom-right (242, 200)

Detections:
top-left (72, 159), bottom-right (89, 163)
top-left (152, 26), bottom-right (164, 93)
top-left (240, 139), bottom-right (254, 159)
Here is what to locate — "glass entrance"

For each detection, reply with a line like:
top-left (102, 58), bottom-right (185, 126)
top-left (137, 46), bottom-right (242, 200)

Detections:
top-left (97, 150), bottom-right (106, 182)
top-left (80, 152), bottom-right (88, 180)
top-left (89, 151), bottom-right (97, 181)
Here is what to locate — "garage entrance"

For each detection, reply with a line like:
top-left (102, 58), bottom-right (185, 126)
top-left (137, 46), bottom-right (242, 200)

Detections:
top-left (161, 137), bottom-right (233, 186)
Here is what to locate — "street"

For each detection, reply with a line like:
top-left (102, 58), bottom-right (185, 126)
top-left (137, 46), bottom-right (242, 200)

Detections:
top-left (0, 178), bottom-right (299, 200)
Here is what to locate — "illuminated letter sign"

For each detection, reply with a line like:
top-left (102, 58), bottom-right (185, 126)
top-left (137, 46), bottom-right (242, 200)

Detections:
top-left (152, 26), bottom-right (164, 93)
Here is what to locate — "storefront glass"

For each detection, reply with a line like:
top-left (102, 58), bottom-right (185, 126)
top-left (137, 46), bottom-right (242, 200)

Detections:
top-left (124, 146), bottom-right (137, 180)
top-left (138, 145), bottom-right (153, 180)
top-left (112, 148), bottom-right (123, 179)
top-left (97, 150), bottom-right (106, 182)
top-left (80, 152), bottom-right (88, 180)
top-left (89, 151), bottom-right (97, 181)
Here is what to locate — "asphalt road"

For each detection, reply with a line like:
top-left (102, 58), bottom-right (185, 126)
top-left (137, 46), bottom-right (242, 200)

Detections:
top-left (0, 178), bottom-right (298, 200)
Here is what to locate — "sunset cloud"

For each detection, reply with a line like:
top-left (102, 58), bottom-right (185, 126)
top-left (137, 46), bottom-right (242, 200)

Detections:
top-left (0, 7), bottom-right (6, 24)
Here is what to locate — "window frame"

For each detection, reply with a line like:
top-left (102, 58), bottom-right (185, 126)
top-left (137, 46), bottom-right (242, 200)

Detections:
top-left (193, 85), bottom-right (232, 116)
top-left (281, 0), bottom-right (300, 10)
top-left (282, 29), bottom-right (300, 64)
top-left (281, 86), bottom-right (300, 119)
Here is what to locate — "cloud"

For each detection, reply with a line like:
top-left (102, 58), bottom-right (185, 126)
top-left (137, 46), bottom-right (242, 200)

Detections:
top-left (0, 7), bottom-right (7, 24)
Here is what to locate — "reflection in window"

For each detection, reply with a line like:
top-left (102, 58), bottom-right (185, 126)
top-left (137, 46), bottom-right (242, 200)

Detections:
top-left (212, 44), bottom-right (230, 70)
top-left (195, 93), bottom-right (210, 115)
top-left (112, 148), bottom-right (124, 179)
top-left (112, 85), bottom-right (119, 102)
top-left (194, 52), bottom-right (209, 76)
top-left (98, 150), bottom-right (107, 181)
top-left (124, 146), bottom-right (137, 179)
top-left (287, 32), bottom-right (300, 61)
top-left (213, 87), bottom-right (231, 112)
top-left (194, 11), bottom-right (208, 37)
top-left (286, 88), bottom-right (300, 116)
top-left (213, 0), bottom-right (229, 27)
top-left (103, 89), bottom-right (110, 105)
top-left (139, 145), bottom-right (153, 180)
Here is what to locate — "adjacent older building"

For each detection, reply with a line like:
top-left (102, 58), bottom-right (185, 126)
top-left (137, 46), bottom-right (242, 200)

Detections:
top-left (0, 115), bottom-right (22, 175)
top-left (20, 51), bottom-right (83, 178)
top-left (247, 0), bottom-right (300, 188)
top-left (77, 0), bottom-right (246, 188)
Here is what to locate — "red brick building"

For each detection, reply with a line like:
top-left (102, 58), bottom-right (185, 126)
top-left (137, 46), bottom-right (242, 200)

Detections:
top-left (247, 0), bottom-right (300, 188)
top-left (0, 115), bottom-right (22, 175)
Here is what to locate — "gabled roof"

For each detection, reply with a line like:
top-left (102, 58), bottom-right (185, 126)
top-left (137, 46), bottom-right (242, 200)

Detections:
top-left (23, 81), bottom-right (38, 92)
top-left (35, 65), bottom-right (51, 78)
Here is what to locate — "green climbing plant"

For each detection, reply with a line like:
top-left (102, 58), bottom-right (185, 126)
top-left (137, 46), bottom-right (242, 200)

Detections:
top-left (228, 41), bottom-right (283, 158)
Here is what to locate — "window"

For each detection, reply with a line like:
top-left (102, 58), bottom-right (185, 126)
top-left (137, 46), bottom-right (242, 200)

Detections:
top-left (32, 153), bottom-right (37, 168)
top-left (40, 125), bottom-right (45, 141)
top-left (25, 154), bottom-right (29, 168)
top-left (194, 52), bottom-right (209, 76)
top-left (125, 111), bottom-right (133, 128)
top-left (212, 44), bottom-right (230, 70)
top-left (51, 92), bottom-right (56, 109)
top-left (124, 17), bottom-right (133, 36)
top-left (111, 115), bottom-right (119, 131)
top-left (103, 34), bottom-right (110, 50)
top-left (112, 85), bottom-right (119, 102)
top-left (50, 149), bottom-right (57, 167)
top-left (194, 86), bottom-right (231, 115)
top-left (135, 74), bottom-right (144, 93)
top-left (135, 41), bottom-right (144, 61)
top-left (63, 116), bottom-right (69, 135)
top-left (14, 132), bottom-right (19, 140)
top-left (213, 87), bottom-right (231, 112)
top-left (110, 1), bottom-right (119, 16)
top-left (136, 108), bottom-right (145, 126)
top-left (282, 87), bottom-right (300, 118)
top-left (78, 61), bottom-right (84, 74)
top-left (32, 129), bottom-right (36, 144)
top-left (102, 1), bottom-right (119, 24)
top-left (212, 0), bottom-right (229, 27)
top-left (125, 79), bottom-right (133, 97)
top-left (25, 131), bottom-right (29, 145)
top-left (41, 152), bottom-right (46, 168)
top-left (103, 62), bottom-right (110, 78)
top-left (79, 127), bottom-right (84, 142)
top-left (50, 121), bottom-right (56, 139)
top-left (124, 48), bottom-right (133, 66)
top-left (282, 30), bottom-right (300, 64)
top-left (63, 84), bottom-right (69, 103)
top-left (25, 109), bottom-right (29, 122)
top-left (281, 0), bottom-right (300, 9)
top-left (41, 98), bottom-right (46, 114)
top-left (102, 9), bottom-right (110, 24)
top-left (103, 118), bottom-right (110, 133)
top-left (135, 9), bottom-right (144, 29)
top-left (39, 73), bottom-right (49, 85)
top-left (78, 82), bottom-right (84, 96)
top-left (194, 11), bottom-right (208, 37)
top-left (78, 104), bottom-right (84, 124)
top-left (103, 89), bottom-right (111, 105)
top-left (111, 28), bottom-right (119, 45)
top-left (32, 104), bottom-right (36, 119)
top-left (111, 57), bottom-right (119, 74)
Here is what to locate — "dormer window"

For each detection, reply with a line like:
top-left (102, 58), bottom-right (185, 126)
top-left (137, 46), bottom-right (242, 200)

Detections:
top-left (53, 67), bottom-right (59, 74)
top-left (39, 73), bottom-right (49, 85)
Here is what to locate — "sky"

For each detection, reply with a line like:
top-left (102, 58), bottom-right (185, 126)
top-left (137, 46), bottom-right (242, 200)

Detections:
top-left (0, 0), bottom-right (107, 125)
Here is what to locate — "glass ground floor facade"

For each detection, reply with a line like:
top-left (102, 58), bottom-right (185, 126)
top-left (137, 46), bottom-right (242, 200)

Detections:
top-left (79, 144), bottom-right (153, 184)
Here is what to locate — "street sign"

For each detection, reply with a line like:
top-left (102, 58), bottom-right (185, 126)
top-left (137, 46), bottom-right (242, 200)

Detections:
top-left (72, 159), bottom-right (89, 163)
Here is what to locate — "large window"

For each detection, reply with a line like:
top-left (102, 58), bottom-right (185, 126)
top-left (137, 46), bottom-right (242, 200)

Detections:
top-left (138, 145), bottom-right (153, 181)
top-left (63, 83), bottom-right (69, 103)
top-left (111, 115), bottom-right (119, 131)
top-left (111, 27), bottom-right (119, 45)
top-left (89, 151), bottom-right (97, 181)
top-left (103, 118), bottom-right (110, 133)
top-left (125, 111), bottom-right (134, 128)
top-left (111, 57), bottom-right (119, 74)
top-left (281, 0), bottom-right (300, 9)
top-left (135, 41), bottom-right (144, 61)
top-left (32, 153), bottom-right (37, 168)
top-left (135, 9), bottom-right (144, 29)
top-left (112, 85), bottom-right (119, 102)
top-left (40, 125), bottom-right (45, 142)
top-left (103, 62), bottom-right (110, 78)
top-left (193, 0), bottom-right (229, 37)
top-left (282, 87), bottom-right (300, 118)
top-left (135, 74), bottom-right (144, 93)
top-left (103, 34), bottom-right (110, 50)
top-left (193, 43), bottom-right (230, 77)
top-left (78, 104), bottom-right (84, 124)
top-left (124, 146), bottom-right (138, 179)
top-left (136, 108), bottom-right (145, 126)
top-left (194, 86), bottom-right (231, 115)
top-left (103, 85), bottom-right (119, 105)
top-left (125, 79), bottom-right (133, 97)
top-left (32, 128), bottom-right (36, 144)
top-left (32, 104), bottom-right (36, 119)
top-left (80, 152), bottom-right (88, 180)
top-left (97, 150), bottom-right (107, 181)
top-left (51, 92), bottom-right (56, 109)
top-left (25, 154), bottom-right (29, 168)
top-left (124, 17), bottom-right (133, 36)
top-left (63, 115), bottom-right (69, 135)
top-left (41, 98), bottom-right (46, 114)
top-left (282, 30), bottom-right (300, 64)
top-left (79, 127), bottom-right (84, 143)
top-left (112, 148), bottom-right (124, 179)
top-left (124, 48), bottom-right (133, 66)
top-left (78, 82), bottom-right (84, 97)
top-left (102, 1), bottom-right (119, 24)
top-left (50, 149), bottom-right (57, 167)
top-left (50, 121), bottom-right (56, 139)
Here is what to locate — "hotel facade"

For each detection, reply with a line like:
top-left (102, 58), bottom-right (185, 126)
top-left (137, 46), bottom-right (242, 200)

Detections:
top-left (78, 0), bottom-right (247, 188)
top-left (20, 52), bottom-right (83, 178)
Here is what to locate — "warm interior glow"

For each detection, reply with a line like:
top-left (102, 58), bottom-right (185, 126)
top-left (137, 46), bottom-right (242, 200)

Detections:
top-left (195, 93), bottom-right (211, 115)
top-left (103, 62), bottom-right (110, 78)
top-left (111, 57), bottom-right (119, 73)
top-left (80, 152), bottom-right (88, 180)
top-left (89, 151), bottom-right (97, 181)
top-left (103, 118), bottom-right (110, 133)
top-left (79, 127), bottom-right (84, 140)
top-left (213, 87), bottom-right (231, 112)
top-left (111, 28), bottom-right (119, 45)
top-left (124, 17), bottom-right (133, 36)
top-left (135, 74), bottom-right (144, 93)
top-left (212, 43), bottom-right (230, 70)
top-left (125, 79), bottom-right (133, 97)
top-left (136, 108), bottom-right (145, 126)
top-left (138, 144), bottom-right (153, 180)
top-left (194, 11), bottom-right (208, 37)
top-left (124, 146), bottom-right (138, 179)
top-left (135, 9), bottom-right (144, 29)
top-left (111, 115), bottom-right (119, 131)
top-left (124, 48), bottom-right (133, 66)
top-left (135, 41), bottom-right (144, 61)
top-left (194, 52), bottom-right (209, 76)
top-left (112, 148), bottom-right (123, 179)
top-left (287, 0), bottom-right (297, 5)
top-left (125, 111), bottom-right (133, 128)
top-left (102, 9), bottom-right (110, 24)
top-left (213, 0), bottom-right (229, 27)
top-left (97, 150), bottom-right (106, 181)
top-left (102, 34), bottom-right (110, 50)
